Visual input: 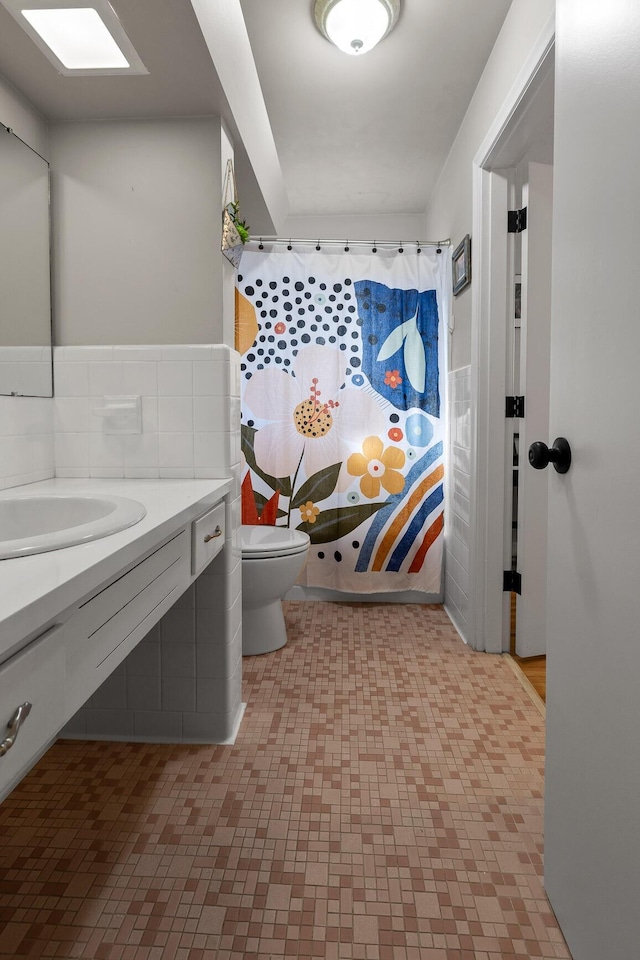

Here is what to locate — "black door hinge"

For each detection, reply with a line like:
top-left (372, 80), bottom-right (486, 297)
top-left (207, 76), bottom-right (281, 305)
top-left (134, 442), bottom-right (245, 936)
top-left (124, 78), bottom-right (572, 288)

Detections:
top-left (508, 207), bottom-right (528, 233)
top-left (503, 570), bottom-right (522, 594)
top-left (506, 395), bottom-right (525, 418)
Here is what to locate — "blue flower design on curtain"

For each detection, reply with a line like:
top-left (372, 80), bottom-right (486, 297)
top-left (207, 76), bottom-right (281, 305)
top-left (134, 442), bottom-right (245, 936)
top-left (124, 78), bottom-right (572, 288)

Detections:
top-left (357, 281), bottom-right (440, 417)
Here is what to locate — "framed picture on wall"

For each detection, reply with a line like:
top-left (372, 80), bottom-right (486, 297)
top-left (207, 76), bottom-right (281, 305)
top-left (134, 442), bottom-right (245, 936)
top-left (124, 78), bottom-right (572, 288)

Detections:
top-left (452, 234), bottom-right (471, 296)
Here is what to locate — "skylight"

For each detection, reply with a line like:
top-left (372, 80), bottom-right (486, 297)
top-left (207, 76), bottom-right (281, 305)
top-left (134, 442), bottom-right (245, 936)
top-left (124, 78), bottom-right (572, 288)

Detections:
top-left (0, 0), bottom-right (147, 75)
top-left (21, 8), bottom-right (129, 70)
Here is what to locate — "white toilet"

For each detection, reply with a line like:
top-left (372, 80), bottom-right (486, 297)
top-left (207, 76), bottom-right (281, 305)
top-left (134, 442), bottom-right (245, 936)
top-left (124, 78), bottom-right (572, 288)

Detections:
top-left (241, 525), bottom-right (310, 656)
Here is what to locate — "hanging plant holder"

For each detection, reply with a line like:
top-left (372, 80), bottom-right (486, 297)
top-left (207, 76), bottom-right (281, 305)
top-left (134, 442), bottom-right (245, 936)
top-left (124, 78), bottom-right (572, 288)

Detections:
top-left (221, 158), bottom-right (249, 269)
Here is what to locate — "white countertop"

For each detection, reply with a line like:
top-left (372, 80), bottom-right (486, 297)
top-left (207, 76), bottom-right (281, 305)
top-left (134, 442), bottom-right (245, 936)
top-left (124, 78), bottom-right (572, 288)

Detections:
top-left (0, 477), bottom-right (232, 664)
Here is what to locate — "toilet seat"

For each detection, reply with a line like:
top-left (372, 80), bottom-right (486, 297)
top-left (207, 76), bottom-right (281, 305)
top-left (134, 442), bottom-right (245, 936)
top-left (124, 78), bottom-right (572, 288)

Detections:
top-left (241, 525), bottom-right (310, 559)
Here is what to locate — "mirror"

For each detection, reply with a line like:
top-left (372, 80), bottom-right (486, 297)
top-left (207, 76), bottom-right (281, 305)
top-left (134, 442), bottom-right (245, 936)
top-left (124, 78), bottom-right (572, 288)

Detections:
top-left (0, 124), bottom-right (52, 397)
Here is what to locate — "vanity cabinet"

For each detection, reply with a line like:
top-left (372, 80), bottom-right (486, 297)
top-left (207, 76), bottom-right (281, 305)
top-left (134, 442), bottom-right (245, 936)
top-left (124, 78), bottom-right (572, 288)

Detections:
top-left (65, 528), bottom-right (190, 715)
top-left (0, 489), bottom-right (229, 803)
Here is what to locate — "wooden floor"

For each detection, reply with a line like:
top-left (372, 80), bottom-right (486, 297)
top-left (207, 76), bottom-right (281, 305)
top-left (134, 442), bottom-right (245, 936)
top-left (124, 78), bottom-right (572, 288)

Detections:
top-left (513, 655), bottom-right (546, 703)
top-left (510, 591), bottom-right (546, 703)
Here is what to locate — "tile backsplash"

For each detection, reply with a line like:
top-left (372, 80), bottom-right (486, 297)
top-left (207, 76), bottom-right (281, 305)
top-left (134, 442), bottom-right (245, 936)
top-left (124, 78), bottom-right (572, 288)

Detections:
top-left (54, 344), bottom-right (240, 479)
top-left (0, 396), bottom-right (54, 490)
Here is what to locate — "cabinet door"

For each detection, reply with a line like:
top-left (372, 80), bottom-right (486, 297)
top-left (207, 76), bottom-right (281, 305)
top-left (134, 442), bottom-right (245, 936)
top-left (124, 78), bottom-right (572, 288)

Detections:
top-left (65, 529), bottom-right (189, 707)
top-left (192, 500), bottom-right (225, 575)
top-left (0, 623), bottom-right (66, 802)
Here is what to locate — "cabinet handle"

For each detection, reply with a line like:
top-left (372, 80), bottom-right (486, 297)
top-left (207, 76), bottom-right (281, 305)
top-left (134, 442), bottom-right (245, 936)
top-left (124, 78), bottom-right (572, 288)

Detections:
top-left (203, 525), bottom-right (223, 543)
top-left (0, 702), bottom-right (32, 758)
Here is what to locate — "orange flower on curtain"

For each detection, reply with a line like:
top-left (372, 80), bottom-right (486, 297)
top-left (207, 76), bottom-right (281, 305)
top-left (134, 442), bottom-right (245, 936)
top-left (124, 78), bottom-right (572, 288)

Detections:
top-left (299, 501), bottom-right (320, 524)
top-left (347, 436), bottom-right (406, 499)
top-left (384, 369), bottom-right (403, 389)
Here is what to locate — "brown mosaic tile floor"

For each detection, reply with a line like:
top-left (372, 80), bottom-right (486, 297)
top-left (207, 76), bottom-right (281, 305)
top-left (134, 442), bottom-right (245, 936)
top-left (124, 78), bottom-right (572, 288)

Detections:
top-left (0, 602), bottom-right (571, 960)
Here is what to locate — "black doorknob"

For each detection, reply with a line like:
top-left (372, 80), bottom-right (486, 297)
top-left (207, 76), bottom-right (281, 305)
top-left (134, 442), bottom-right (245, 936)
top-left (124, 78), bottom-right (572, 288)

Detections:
top-left (528, 437), bottom-right (572, 474)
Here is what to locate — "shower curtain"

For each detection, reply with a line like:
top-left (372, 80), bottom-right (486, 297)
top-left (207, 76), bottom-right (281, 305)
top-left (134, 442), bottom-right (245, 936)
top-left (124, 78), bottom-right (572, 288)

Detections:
top-left (236, 242), bottom-right (450, 595)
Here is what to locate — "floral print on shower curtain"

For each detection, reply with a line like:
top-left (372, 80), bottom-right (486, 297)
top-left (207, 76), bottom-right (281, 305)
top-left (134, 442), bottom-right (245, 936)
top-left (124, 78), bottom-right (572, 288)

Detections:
top-left (236, 244), bottom-right (449, 595)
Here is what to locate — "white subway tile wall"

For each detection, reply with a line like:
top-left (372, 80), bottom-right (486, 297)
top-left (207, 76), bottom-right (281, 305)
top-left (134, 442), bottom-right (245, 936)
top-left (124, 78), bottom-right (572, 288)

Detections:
top-left (58, 344), bottom-right (244, 744)
top-left (445, 367), bottom-right (471, 642)
top-left (53, 344), bottom-right (240, 480)
top-left (0, 396), bottom-right (54, 490)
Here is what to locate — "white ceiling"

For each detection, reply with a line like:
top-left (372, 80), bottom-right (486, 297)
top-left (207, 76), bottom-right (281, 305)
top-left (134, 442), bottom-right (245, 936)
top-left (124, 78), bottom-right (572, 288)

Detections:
top-left (0, 0), bottom-right (517, 220)
top-left (0, 0), bottom-right (228, 120)
top-left (239, 0), bottom-right (514, 216)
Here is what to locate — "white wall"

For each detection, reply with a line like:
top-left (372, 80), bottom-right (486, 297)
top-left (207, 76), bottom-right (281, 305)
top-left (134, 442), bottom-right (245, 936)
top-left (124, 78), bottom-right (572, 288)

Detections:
top-left (281, 213), bottom-right (427, 243)
top-left (445, 366), bottom-right (471, 639)
top-left (51, 117), bottom-right (226, 347)
top-left (190, 0), bottom-right (288, 233)
top-left (0, 72), bottom-right (48, 159)
top-left (220, 123), bottom-right (237, 348)
top-left (424, 0), bottom-right (555, 370)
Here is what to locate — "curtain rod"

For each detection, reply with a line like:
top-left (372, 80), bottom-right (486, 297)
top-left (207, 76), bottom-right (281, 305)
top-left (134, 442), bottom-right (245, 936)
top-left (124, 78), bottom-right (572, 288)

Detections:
top-left (247, 236), bottom-right (451, 250)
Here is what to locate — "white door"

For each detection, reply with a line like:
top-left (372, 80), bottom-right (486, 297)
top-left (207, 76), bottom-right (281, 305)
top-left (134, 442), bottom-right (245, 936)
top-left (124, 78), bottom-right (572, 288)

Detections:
top-left (514, 162), bottom-right (553, 657)
top-left (544, 2), bottom-right (640, 957)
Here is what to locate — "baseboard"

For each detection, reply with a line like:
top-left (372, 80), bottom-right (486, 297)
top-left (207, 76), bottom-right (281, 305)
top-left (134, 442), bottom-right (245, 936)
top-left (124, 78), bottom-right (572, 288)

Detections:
top-left (443, 603), bottom-right (469, 644)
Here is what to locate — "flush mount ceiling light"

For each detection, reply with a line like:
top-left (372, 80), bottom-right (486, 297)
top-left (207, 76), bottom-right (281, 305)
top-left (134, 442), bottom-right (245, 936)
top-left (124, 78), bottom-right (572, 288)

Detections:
top-left (0, 0), bottom-right (147, 75)
top-left (314, 0), bottom-right (400, 56)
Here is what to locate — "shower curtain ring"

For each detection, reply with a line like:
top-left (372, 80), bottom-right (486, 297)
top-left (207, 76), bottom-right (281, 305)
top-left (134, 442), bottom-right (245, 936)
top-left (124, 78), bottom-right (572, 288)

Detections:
top-left (345, 240), bottom-right (350, 252)
top-left (258, 237), bottom-right (264, 250)
top-left (372, 241), bottom-right (377, 253)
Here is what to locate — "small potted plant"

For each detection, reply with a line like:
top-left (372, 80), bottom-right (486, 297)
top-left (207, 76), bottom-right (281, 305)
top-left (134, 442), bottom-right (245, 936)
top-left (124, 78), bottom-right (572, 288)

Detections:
top-left (230, 199), bottom-right (250, 244)
top-left (221, 159), bottom-right (249, 267)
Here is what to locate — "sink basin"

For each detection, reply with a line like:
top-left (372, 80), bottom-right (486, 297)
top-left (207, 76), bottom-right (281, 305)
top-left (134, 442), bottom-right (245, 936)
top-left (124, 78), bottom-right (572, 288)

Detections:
top-left (0, 495), bottom-right (147, 559)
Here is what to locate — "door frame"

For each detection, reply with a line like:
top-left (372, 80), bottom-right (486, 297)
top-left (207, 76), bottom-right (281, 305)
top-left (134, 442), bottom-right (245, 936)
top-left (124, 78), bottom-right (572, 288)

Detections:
top-left (466, 14), bottom-right (555, 652)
